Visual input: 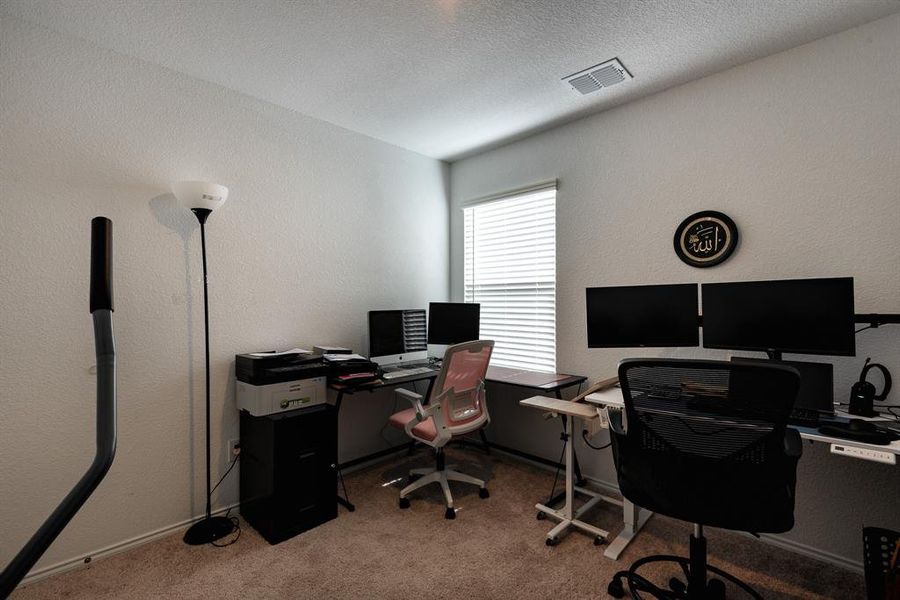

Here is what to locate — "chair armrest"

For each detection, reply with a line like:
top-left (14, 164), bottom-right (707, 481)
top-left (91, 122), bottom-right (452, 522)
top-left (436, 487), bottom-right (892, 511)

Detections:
top-left (608, 407), bottom-right (626, 435)
top-left (784, 427), bottom-right (803, 458)
top-left (395, 387), bottom-right (442, 428)
top-left (395, 388), bottom-right (426, 417)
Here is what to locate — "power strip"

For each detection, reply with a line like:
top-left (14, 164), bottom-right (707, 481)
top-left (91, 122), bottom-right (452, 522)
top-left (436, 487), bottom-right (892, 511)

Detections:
top-left (830, 443), bottom-right (896, 465)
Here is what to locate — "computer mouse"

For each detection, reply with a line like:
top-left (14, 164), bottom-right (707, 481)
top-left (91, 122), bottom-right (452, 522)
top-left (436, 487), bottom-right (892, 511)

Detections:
top-left (847, 418), bottom-right (877, 433)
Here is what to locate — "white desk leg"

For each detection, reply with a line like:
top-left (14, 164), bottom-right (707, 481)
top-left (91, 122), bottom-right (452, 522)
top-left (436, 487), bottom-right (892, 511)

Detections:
top-left (535, 414), bottom-right (575, 544)
top-left (604, 498), bottom-right (652, 560)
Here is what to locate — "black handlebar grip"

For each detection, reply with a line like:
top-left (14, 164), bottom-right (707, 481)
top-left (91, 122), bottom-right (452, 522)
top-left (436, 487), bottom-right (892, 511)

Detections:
top-left (90, 217), bottom-right (114, 313)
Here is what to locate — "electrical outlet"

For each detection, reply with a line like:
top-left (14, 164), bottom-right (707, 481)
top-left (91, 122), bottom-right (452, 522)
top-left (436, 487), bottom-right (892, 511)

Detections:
top-left (226, 438), bottom-right (240, 463)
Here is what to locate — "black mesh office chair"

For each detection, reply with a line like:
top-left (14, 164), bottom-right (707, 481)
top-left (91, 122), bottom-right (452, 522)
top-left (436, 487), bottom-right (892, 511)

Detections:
top-left (606, 358), bottom-right (802, 600)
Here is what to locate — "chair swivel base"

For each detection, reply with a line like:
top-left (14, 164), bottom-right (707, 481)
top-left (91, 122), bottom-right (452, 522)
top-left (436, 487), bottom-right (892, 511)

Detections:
top-left (398, 466), bottom-right (489, 519)
top-left (183, 516), bottom-right (236, 545)
top-left (607, 533), bottom-right (762, 600)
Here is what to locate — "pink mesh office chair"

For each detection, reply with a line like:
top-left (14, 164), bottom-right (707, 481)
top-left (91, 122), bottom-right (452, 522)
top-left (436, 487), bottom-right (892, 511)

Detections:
top-left (387, 340), bottom-right (494, 519)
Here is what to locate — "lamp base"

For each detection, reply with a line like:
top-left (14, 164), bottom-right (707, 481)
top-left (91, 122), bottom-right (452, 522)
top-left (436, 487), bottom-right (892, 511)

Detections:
top-left (183, 516), bottom-right (236, 545)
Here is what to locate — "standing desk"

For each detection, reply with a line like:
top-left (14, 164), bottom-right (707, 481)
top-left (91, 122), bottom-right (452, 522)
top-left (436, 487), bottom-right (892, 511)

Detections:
top-left (519, 396), bottom-right (618, 548)
top-left (584, 386), bottom-right (900, 560)
top-left (329, 366), bottom-right (587, 512)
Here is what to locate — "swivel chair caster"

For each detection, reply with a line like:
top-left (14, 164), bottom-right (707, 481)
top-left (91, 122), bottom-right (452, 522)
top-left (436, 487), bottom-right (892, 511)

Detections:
top-left (536, 511), bottom-right (546, 520)
top-left (545, 537), bottom-right (559, 547)
top-left (444, 507), bottom-right (456, 520)
top-left (478, 487), bottom-right (490, 499)
top-left (593, 536), bottom-right (606, 546)
top-left (399, 497), bottom-right (410, 509)
top-left (607, 577), bottom-right (625, 598)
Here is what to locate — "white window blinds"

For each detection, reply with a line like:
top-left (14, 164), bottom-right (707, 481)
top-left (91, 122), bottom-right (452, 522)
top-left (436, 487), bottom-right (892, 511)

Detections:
top-left (463, 185), bottom-right (556, 372)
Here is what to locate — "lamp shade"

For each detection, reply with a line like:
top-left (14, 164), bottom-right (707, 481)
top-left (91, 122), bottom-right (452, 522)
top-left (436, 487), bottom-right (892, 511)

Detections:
top-left (172, 181), bottom-right (228, 212)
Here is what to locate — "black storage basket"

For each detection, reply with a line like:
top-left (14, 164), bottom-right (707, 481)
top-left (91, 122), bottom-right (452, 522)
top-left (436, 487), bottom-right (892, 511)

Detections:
top-left (864, 527), bottom-right (900, 600)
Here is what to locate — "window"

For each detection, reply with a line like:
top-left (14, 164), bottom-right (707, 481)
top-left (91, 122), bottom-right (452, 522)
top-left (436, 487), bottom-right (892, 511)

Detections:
top-left (463, 184), bottom-right (556, 372)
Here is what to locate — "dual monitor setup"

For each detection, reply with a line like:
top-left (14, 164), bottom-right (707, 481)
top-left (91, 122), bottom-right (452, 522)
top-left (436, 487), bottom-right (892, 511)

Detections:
top-left (585, 277), bottom-right (857, 420)
top-left (368, 302), bottom-right (481, 366)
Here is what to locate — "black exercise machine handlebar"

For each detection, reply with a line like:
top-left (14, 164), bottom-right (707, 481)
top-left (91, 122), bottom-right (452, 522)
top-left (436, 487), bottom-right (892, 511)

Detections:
top-left (90, 217), bottom-right (114, 313)
top-left (0, 217), bottom-right (117, 598)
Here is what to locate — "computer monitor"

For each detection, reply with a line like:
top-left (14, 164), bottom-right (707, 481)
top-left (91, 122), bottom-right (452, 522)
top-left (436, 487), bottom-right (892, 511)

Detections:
top-left (732, 357), bottom-right (835, 414)
top-left (368, 309), bottom-right (427, 365)
top-left (428, 302), bottom-right (480, 345)
top-left (701, 277), bottom-right (855, 356)
top-left (585, 283), bottom-right (700, 348)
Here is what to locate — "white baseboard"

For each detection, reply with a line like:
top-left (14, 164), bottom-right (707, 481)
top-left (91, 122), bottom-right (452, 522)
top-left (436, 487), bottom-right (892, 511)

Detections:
top-left (754, 532), bottom-right (863, 573)
top-left (18, 503), bottom-right (239, 589)
top-left (18, 446), bottom-right (865, 592)
top-left (490, 446), bottom-right (863, 574)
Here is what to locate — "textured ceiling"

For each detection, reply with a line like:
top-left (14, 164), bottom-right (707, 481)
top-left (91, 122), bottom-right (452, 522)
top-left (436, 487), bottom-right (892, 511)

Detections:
top-left (3, 0), bottom-right (899, 160)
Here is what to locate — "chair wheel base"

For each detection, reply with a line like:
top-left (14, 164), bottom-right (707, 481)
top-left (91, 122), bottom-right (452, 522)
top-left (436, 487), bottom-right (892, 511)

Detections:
top-left (399, 497), bottom-right (410, 509)
top-left (478, 487), bottom-right (490, 499)
top-left (620, 554), bottom-right (762, 600)
top-left (444, 507), bottom-right (456, 520)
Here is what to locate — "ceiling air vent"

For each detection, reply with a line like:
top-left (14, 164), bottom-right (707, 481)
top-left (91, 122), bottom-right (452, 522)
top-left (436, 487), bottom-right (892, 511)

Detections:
top-left (564, 58), bottom-right (632, 95)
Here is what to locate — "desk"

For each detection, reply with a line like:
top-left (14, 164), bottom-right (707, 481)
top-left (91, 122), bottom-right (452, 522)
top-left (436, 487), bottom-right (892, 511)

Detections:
top-left (483, 367), bottom-right (588, 507)
top-left (487, 366), bottom-right (586, 394)
top-left (331, 371), bottom-right (438, 511)
top-left (584, 386), bottom-right (900, 559)
top-left (329, 366), bottom-right (587, 511)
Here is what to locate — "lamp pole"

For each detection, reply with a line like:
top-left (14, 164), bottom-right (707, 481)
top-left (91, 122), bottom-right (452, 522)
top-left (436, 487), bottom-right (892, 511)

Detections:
top-left (198, 210), bottom-right (212, 523)
top-left (172, 182), bottom-right (236, 546)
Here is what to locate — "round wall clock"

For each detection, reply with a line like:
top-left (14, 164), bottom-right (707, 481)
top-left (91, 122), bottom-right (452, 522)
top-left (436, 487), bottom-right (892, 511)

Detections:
top-left (673, 211), bottom-right (738, 268)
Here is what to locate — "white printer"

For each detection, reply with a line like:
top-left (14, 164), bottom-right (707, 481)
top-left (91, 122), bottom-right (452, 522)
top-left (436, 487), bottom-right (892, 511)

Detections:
top-left (235, 350), bottom-right (329, 417)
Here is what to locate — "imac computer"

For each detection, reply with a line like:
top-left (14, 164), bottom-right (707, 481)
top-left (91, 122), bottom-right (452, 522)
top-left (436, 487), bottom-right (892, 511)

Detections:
top-left (586, 283), bottom-right (700, 348)
top-left (701, 277), bottom-right (855, 357)
top-left (368, 309), bottom-right (428, 366)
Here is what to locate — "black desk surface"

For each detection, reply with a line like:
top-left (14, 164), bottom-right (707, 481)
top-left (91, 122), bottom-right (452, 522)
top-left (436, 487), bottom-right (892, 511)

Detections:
top-left (329, 370), bottom-right (437, 395)
top-left (329, 365), bottom-right (585, 395)
top-left (486, 366), bottom-right (586, 392)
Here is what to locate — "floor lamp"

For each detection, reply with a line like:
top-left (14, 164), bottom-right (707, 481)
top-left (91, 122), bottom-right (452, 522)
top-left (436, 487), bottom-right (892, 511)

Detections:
top-left (172, 181), bottom-right (237, 545)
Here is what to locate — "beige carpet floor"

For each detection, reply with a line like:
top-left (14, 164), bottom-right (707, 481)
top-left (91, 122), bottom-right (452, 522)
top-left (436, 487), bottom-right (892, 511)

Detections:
top-left (13, 448), bottom-right (863, 599)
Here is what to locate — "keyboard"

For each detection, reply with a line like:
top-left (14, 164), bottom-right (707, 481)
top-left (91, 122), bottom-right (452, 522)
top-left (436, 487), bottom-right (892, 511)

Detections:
top-left (788, 407), bottom-right (822, 427)
top-left (382, 367), bottom-right (435, 380)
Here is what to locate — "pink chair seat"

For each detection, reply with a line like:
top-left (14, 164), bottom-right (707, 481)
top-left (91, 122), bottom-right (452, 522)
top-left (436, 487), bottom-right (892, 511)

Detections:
top-left (388, 408), bottom-right (438, 442)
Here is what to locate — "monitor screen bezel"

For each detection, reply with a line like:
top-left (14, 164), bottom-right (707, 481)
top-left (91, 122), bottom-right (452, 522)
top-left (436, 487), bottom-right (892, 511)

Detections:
top-left (585, 282), bottom-right (700, 349)
top-left (701, 277), bottom-right (856, 357)
top-left (427, 302), bottom-right (481, 345)
top-left (368, 309), bottom-right (405, 358)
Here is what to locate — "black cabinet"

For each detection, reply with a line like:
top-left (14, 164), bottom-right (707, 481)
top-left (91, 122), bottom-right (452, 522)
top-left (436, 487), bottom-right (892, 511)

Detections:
top-left (239, 403), bottom-right (337, 544)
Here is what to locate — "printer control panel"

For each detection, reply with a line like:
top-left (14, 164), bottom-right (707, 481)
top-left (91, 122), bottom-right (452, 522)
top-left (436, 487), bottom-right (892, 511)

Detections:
top-left (280, 397), bottom-right (311, 410)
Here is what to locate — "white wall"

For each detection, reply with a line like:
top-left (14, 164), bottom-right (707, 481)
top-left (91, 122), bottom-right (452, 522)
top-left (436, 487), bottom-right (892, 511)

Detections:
top-left (0, 16), bottom-right (448, 574)
top-left (450, 14), bottom-right (900, 566)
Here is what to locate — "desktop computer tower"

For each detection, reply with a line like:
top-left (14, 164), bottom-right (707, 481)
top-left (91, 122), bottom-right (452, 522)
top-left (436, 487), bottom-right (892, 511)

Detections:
top-left (239, 403), bottom-right (338, 544)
